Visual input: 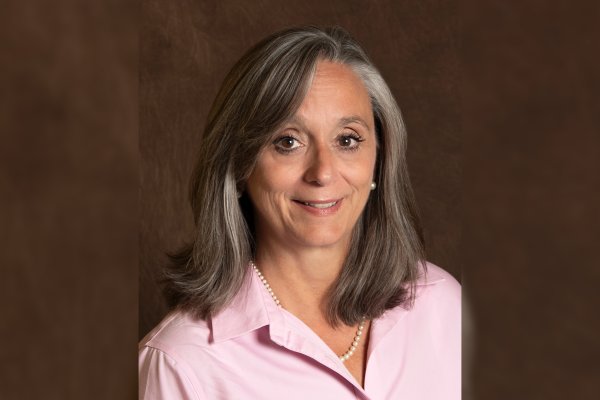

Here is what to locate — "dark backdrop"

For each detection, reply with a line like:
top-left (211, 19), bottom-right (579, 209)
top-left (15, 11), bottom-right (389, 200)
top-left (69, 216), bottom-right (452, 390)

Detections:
top-left (4, 0), bottom-right (598, 399)
top-left (140, 0), bottom-right (461, 341)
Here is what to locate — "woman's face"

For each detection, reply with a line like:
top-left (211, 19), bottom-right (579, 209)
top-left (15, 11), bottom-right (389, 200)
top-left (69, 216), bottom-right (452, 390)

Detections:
top-left (246, 61), bottom-right (377, 251)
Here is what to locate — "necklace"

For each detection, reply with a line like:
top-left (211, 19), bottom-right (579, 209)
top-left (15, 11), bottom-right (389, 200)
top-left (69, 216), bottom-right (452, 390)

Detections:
top-left (250, 261), bottom-right (366, 362)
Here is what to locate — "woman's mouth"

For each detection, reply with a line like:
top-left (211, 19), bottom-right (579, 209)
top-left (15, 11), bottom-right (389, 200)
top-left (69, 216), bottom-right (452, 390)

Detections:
top-left (292, 199), bottom-right (343, 215)
top-left (296, 200), bottom-right (338, 209)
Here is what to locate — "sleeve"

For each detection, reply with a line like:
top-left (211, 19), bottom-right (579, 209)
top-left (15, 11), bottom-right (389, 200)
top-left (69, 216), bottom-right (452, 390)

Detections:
top-left (435, 275), bottom-right (462, 400)
top-left (139, 346), bottom-right (204, 400)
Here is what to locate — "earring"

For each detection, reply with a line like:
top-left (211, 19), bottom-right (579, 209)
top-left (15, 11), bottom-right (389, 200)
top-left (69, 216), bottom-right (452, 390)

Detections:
top-left (370, 182), bottom-right (376, 190)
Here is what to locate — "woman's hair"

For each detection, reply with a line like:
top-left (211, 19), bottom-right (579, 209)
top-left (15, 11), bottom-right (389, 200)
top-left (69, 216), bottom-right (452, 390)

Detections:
top-left (164, 26), bottom-right (426, 326)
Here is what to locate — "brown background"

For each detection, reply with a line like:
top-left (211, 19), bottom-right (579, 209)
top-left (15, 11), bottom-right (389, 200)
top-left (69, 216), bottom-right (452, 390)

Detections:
top-left (462, 2), bottom-right (599, 398)
top-left (1, 0), bottom-right (139, 399)
top-left (2, 0), bottom-right (598, 399)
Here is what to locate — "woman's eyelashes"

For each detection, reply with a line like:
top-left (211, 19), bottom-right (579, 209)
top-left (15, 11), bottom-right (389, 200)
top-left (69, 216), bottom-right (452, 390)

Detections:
top-left (273, 135), bottom-right (303, 154)
top-left (272, 132), bottom-right (365, 154)
top-left (336, 133), bottom-right (365, 151)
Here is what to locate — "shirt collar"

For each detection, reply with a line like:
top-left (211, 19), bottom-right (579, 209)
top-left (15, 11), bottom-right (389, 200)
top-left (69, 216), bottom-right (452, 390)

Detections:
top-left (211, 268), bottom-right (271, 343)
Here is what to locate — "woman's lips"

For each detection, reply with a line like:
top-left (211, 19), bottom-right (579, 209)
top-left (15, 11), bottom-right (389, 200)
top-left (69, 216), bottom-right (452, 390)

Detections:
top-left (292, 199), bottom-right (343, 215)
top-left (297, 200), bottom-right (337, 208)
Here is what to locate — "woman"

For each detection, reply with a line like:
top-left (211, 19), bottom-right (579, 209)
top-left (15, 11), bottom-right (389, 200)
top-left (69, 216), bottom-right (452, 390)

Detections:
top-left (139, 26), bottom-right (460, 399)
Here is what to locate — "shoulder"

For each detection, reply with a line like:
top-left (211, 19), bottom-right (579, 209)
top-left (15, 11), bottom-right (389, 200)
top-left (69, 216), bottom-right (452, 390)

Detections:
top-left (139, 311), bottom-right (213, 399)
top-left (139, 310), bottom-right (212, 357)
top-left (417, 261), bottom-right (460, 296)
top-left (413, 261), bottom-right (461, 319)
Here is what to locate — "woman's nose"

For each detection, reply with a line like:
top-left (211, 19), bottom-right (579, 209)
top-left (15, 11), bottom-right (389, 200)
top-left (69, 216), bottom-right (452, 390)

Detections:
top-left (303, 145), bottom-right (335, 186)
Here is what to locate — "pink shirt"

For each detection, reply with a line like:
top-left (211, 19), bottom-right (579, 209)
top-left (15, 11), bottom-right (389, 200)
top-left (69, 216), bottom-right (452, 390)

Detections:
top-left (139, 262), bottom-right (461, 399)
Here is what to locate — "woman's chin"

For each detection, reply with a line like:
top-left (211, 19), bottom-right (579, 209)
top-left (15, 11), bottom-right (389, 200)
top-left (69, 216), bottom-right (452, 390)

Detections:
top-left (289, 228), bottom-right (350, 249)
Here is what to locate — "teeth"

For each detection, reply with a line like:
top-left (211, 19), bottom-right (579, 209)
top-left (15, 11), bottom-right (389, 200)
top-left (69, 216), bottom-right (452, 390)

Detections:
top-left (303, 201), bottom-right (337, 209)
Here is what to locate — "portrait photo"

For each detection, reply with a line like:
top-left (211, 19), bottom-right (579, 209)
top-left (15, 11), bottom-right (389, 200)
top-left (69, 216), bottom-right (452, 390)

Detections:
top-left (4, 0), bottom-right (596, 399)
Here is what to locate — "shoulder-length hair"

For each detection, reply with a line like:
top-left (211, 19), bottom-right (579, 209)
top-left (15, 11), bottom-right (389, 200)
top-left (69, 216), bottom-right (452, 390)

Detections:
top-left (164, 26), bottom-right (425, 327)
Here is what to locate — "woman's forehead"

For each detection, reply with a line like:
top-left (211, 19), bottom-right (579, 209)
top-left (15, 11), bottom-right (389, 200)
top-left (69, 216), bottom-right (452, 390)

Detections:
top-left (290, 61), bottom-right (374, 130)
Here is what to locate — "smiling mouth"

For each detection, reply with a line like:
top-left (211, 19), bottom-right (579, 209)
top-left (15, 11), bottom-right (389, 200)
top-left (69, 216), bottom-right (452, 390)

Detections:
top-left (293, 200), bottom-right (339, 209)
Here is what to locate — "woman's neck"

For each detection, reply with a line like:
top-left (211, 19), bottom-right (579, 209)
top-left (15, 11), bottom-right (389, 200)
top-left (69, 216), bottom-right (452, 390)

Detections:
top-left (253, 241), bottom-right (349, 320)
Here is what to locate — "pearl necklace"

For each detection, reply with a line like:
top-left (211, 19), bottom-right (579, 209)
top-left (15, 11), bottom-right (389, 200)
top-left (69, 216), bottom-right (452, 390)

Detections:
top-left (250, 261), bottom-right (366, 362)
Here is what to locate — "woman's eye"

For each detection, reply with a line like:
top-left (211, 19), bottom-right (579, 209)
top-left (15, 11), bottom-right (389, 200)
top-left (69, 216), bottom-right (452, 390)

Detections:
top-left (273, 136), bottom-right (302, 153)
top-left (337, 134), bottom-right (364, 150)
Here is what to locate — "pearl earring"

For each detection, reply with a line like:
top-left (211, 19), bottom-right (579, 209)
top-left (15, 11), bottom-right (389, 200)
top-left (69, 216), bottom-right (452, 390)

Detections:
top-left (370, 182), bottom-right (376, 190)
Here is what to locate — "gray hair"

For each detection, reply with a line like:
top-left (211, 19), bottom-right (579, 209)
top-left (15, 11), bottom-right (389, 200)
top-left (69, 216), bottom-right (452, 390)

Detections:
top-left (164, 26), bottom-right (426, 326)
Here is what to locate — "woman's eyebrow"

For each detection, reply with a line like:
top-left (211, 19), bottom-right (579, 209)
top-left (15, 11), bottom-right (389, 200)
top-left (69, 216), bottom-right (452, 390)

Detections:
top-left (284, 115), bottom-right (309, 131)
top-left (285, 115), bottom-right (372, 130)
top-left (337, 115), bottom-right (371, 130)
